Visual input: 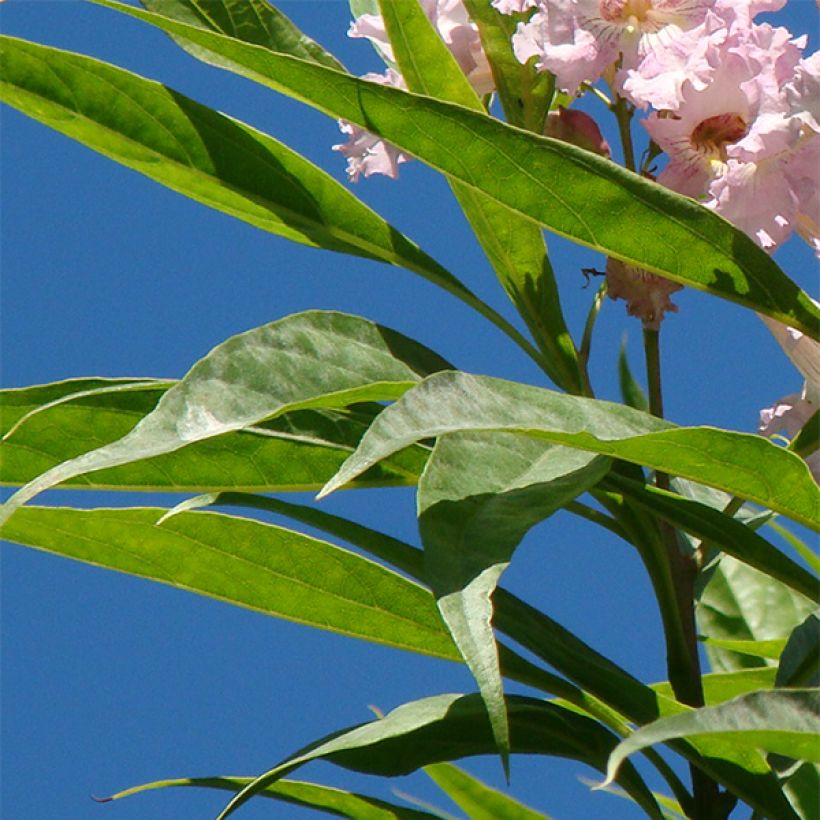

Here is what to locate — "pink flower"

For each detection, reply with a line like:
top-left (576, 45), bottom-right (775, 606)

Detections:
top-left (333, 70), bottom-right (411, 183)
top-left (642, 13), bottom-right (812, 252)
top-left (510, 1), bottom-right (711, 98)
top-left (544, 106), bottom-right (611, 155)
top-left (349, 1), bottom-right (494, 95)
top-left (758, 308), bottom-right (820, 482)
top-left (336, 1), bottom-right (493, 181)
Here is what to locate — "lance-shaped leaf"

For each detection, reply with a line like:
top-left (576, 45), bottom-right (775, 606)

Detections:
top-left (777, 614), bottom-right (820, 688)
top-left (0, 311), bottom-right (449, 523)
top-left (651, 668), bottom-right (778, 706)
top-left (607, 474), bottom-right (818, 602)
top-left (0, 505), bottom-right (459, 660)
top-left (379, 1), bottom-right (581, 392)
top-left (602, 689), bottom-right (820, 788)
top-left (418, 432), bottom-right (610, 765)
top-left (89, 2), bottom-right (820, 336)
top-left (139, 0), bottom-right (346, 72)
top-left (321, 371), bottom-right (820, 530)
top-left (424, 762), bottom-right (551, 819)
top-left (103, 775), bottom-right (438, 818)
top-left (216, 693), bottom-right (662, 819)
top-left (697, 556), bottom-right (817, 673)
top-left (1, 380), bottom-right (428, 491)
top-left (0, 35), bottom-right (517, 343)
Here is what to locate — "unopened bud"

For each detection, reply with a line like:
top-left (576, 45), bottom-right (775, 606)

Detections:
top-left (545, 106), bottom-right (611, 157)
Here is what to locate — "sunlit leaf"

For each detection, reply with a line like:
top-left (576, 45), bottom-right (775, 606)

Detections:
top-left (1, 380), bottom-right (428, 491)
top-left (697, 638), bottom-right (787, 663)
top-left (603, 689), bottom-right (820, 788)
top-left (424, 762), bottom-right (551, 819)
top-left (0, 311), bottom-right (448, 522)
top-left (0, 505), bottom-right (459, 660)
top-left (0, 35), bottom-right (513, 339)
top-left (139, 0), bottom-right (346, 71)
top-left (322, 371), bottom-right (820, 530)
top-left (89, 1), bottom-right (820, 336)
top-left (380, 0), bottom-right (581, 392)
top-left (651, 668), bottom-right (778, 706)
top-left (418, 432), bottom-right (609, 763)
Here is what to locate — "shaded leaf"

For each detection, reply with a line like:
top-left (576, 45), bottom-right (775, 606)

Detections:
top-left (777, 614), bottom-right (820, 688)
top-left (90, 1), bottom-right (820, 336)
top-left (608, 473), bottom-right (818, 602)
top-left (322, 371), bottom-right (820, 530)
top-left (0, 311), bottom-right (448, 522)
top-left (105, 774), bottom-right (436, 818)
top-left (139, 0), bottom-right (346, 71)
top-left (1, 380), bottom-right (428, 491)
top-left (0, 505), bottom-right (459, 660)
top-left (217, 693), bottom-right (662, 819)
top-left (603, 689), bottom-right (820, 788)
top-left (418, 432), bottom-right (610, 764)
top-left (618, 338), bottom-right (648, 412)
top-left (424, 762), bottom-right (550, 819)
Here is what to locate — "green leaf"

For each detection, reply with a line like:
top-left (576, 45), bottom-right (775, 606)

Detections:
top-left (138, 0), bottom-right (346, 72)
top-left (0, 505), bottom-right (460, 660)
top-left (766, 519), bottom-right (820, 575)
top-left (698, 638), bottom-right (787, 663)
top-left (1, 379), bottom-right (428, 492)
top-left (418, 432), bottom-right (610, 765)
top-left (460, 0), bottom-right (553, 133)
top-left (217, 693), bottom-right (662, 819)
top-left (603, 689), bottom-right (820, 789)
top-left (0, 311), bottom-right (449, 522)
top-left (89, 1), bottom-right (820, 336)
top-left (777, 614), bottom-right (820, 688)
top-left (697, 556), bottom-right (817, 673)
top-left (424, 762), bottom-right (551, 819)
top-left (379, 0), bottom-right (581, 392)
top-left (780, 762), bottom-right (820, 820)
top-left (0, 35), bottom-right (499, 328)
top-left (321, 371), bottom-right (820, 530)
top-left (651, 668), bottom-right (778, 706)
top-left (104, 775), bottom-right (437, 818)
top-left (608, 474), bottom-right (818, 603)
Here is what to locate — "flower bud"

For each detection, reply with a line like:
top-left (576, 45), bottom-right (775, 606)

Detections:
top-left (545, 106), bottom-right (611, 157)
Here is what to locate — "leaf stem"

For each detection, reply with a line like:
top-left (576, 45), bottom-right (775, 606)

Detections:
top-left (612, 95), bottom-right (637, 173)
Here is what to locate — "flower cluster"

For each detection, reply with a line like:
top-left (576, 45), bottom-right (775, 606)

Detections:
top-left (497, 0), bottom-right (818, 256)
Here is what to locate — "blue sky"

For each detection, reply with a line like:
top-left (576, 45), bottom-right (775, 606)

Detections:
top-left (2, 2), bottom-right (817, 818)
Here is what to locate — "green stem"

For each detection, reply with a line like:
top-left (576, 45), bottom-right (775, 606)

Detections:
top-left (642, 327), bottom-right (723, 819)
top-left (612, 95), bottom-right (637, 173)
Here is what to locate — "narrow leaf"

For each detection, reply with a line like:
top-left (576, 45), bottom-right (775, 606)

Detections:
top-left (424, 762), bottom-right (550, 819)
top-left (139, 0), bottom-right (347, 71)
top-left (380, 0), bottom-right (581, 391)
top-left (618, 338), bottom-right (649, 412)
top-left (89, 2), bottom-right (820, 336)
top-left (698, 638), bottom-right (787, 663)
top-left (0, 505), bottom-right (459, 660)
top-left (105, 774), bottom-right (436, 818)
top-left (321, 371), bottom-right (820, 531)
top-left (608, 474), bottom-right (818, 603)
top-left (603, 689), bottom-right (820, 788)
top-left (651, 668), bottom-right (778, 706)
top-left (0, 311), bottom-right (449, 522)
top-left (0, 35), bottom-right (491, 323)
top-left (217, 693), bottom-right (662, 819)
top-left (777, 614), bottom-right (820, 688)
top-left (418, 432), bottom-right (610, 764)
top-left (1, 380), bottom-right (428, 491)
